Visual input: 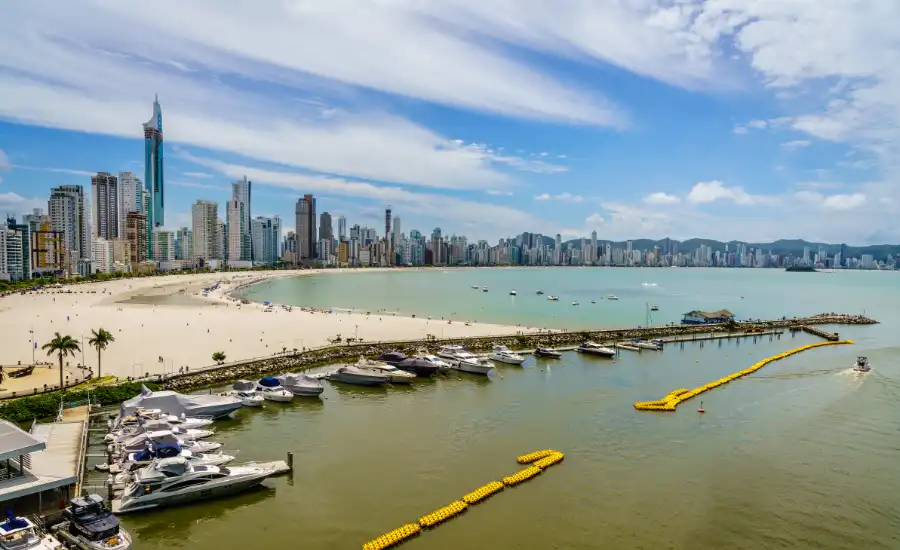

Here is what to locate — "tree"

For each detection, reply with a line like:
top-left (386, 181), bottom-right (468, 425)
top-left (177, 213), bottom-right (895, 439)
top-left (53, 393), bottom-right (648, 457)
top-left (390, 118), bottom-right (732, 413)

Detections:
top-left (212, 351), bottom-right (226, 364)
top-left (88, 328), bottom-right (115, 378)
top-left (42, 333), bottom-right (80, 391)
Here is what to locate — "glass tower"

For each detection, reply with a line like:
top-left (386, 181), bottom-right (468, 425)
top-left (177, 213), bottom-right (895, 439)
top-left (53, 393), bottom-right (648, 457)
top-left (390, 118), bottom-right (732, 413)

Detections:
top-left (143, 94), bottom-right (164, 258)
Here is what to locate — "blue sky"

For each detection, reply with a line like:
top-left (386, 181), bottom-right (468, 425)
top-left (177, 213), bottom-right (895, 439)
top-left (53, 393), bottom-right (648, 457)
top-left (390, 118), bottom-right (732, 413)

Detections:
top-left (0, 0), bottom-right (897, 244)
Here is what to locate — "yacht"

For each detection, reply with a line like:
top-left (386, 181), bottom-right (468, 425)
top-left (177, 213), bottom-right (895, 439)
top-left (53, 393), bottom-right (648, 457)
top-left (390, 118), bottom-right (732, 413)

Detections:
top-left (0, 515), bottom-right (62, 550)
top-left (437, 345), bottom-right (495, 375)
top-left (395, 357), bottom-right (440, 377)
top-left (115, 386), bottom-right (242, 427)
top-left (117, 409), bottom-right (214, 431)
top-left (536, 290), bottom-right (544, 295)
top-left (107, 420), bottom-right (215, 444)
top-left (122, 446), bottom-right (235, 469)
top-left (488, 345), bottom-right (525, 365)
top-left (547, 295), bottom-right (559, 301)
top-left (631, 338), bottom-right (663, 350)
top-left (225, 381), bottom-right (265, 407)
top-left (471, 285), bottom-right (480, 289)
top-left (325, 365), bottom-right (389, 386)
top-left (277, 373), bottom-right (325, 397)
top-left (115, 457), bottom-right (272, 514)
top-left (852, 356), bottom-right (871, 373)
top-left (509, 290), bottom-right (517, 296)
top-left (606, 295), bottom-right (619, 300)
top-left (113, 430), bottom-right (222, 457)
top-left (577, 342), bottom-right (617, 357)
top-left (377, 351), bottom-right (408, 366)
top-left (352, 357), bottom-right (416, 384)
top-left (534, 347), bottom-right (562, 358)
top-left (417, 353), bottom-right (453, 373)
top-left (256, 378), bottom-right (294, 402)
top-left (62, 494), bottom-right (131, 550)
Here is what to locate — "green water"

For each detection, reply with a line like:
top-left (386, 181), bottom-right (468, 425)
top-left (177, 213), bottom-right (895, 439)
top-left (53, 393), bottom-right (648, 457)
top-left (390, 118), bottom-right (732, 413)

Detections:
top-left (121, 269), bottom-right (899, 549)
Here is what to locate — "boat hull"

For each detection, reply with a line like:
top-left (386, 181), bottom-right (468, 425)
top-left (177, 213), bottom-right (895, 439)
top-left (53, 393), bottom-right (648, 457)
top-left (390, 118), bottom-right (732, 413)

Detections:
top-left (115, 474), bottom-right (268, 514)
top-left (326, 373), bottom-right (387, 386)
top-left (395, 363), bottom-right (440, 377)
top-left (577, 347), bottom-right (616, 357)
top-left (453, 360), bottom-right (494, 375)
top-left (488, 354), bottom-right (525, 365)
top-left (283, 385), bottom-right (325, 397)
top-left (185, 402), bottom-right (243, 419)
top-left (535, 350), bottom-right (562, 358)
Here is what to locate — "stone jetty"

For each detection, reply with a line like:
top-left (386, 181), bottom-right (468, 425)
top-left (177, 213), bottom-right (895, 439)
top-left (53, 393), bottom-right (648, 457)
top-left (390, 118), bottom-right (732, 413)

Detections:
top-left (161, 313), bottom-right (876, 392)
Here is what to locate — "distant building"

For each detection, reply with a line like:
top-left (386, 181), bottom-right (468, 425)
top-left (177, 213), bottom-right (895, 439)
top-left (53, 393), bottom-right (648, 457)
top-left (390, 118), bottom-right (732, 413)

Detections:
top-left (191, 200), bottom-right (218, 263)
top-left (681, 309), bottom-right (735, 325)
top-left (251, 216), bottom-right (281, 265)
top-left (231, 176), bottom-right (252, 260)
top-left (117, 172), bottom-right (143, 237)
top-left (125, 212), bottom-right (148, 264)
top-left (153, 228), bottom-right (175, 262)
top-left (295, 194), bottom-right (316, 259)
top-left (143, 95), bottom-right (165, 242)
top-left (91, 236), bottom-right (114, 274)
top-left (0, 228), bottom-right (24, 281)
top-left (49, 185), bottom-right (90, 276)
top-left (91, 172), bottom-right (119, 240)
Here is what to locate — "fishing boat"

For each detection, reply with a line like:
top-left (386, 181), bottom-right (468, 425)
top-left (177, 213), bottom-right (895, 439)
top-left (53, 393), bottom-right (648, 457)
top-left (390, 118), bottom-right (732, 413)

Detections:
top-left (852, 356), bottom-right (871, 373)
top-left (577, 342), bottom-right (616, 357)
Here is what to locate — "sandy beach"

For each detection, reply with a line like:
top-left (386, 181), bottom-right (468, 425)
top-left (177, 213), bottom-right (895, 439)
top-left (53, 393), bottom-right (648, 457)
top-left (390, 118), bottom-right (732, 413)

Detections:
top-left (0, 269), bottom-right (537, 379)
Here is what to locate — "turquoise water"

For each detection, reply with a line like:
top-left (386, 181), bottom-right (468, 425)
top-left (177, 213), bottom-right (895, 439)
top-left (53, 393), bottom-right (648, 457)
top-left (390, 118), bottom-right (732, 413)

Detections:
top-left (119, 269), bottom-right (900, 549)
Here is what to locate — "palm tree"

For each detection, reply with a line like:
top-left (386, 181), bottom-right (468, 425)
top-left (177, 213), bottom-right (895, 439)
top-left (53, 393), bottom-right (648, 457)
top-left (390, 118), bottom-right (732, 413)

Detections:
top-left (88, 328), bottom-right (115, 379)
top-left (42, 332), bottom-right (80, 391)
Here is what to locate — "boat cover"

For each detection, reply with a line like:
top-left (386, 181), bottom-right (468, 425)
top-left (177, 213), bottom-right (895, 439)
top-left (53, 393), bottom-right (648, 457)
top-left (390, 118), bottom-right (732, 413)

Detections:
top-left (279, 373), bottom-right (322, 389)
top-left (116, 386), bottom-right (238, 426)
top-left (120, 431), bottom-right (180, 453)
top-left (232, 380), bottom-right (255, 391)
top-left (258, 377), bottom-right (281, 387)
top-left (378, 351), bottom-right (407, 363)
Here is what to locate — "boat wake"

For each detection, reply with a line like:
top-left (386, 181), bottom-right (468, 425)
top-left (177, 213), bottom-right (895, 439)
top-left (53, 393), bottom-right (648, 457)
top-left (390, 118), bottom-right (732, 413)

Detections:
top-left (641, 282), bottom-right (658, 287)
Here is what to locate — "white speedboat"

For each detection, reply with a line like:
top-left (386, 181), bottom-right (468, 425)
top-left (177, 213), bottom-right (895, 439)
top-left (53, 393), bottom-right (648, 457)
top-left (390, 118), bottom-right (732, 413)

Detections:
top-left (107, 420), bottom-right (215, 444)
top-left (438, 345), bottom-right (495, 375)
top-left (606, 295), bottom-right (619, 300)
top-left (256, 378), bottom-right (294, 403)
top-left (852, 356), bottom-right (871, 373)
top-left (418, 353), bottom-right (453, 373)
top-left (650, 305), bottom-right (659, 311)
top-left (277, 373), bottom-right (325, 397)
top-left (471, 285), bottom-right (480, 289)
top-left (547, 295), bottom-right (559, 301)
top-left (631, 338), bottom-right (663, 350)
top-left (577, 342), bottom-right (617, 357)
top-left (326, 365), bottom-right (389, 386)
top-left (482, 287), bottom-right (489, 292)
top-left (352, 357), bottom-right (416, 384)
top-left (0, 515), bottom-right (62, 550)
top-left (509, 290), bottom-right (517, 296)
top-left (534, 347), bottom-right (562, 358)
top-left (224, 380), bottom-right (265, 406)
top-left (115, 457), bottom-right (272, 514)
top-left (63, 494), bottom-right (131, 550)
top-left (488, 345), bottom-right (525, 365)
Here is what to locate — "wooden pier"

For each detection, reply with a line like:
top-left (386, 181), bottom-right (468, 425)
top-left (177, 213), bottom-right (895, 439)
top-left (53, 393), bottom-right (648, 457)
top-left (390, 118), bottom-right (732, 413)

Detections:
top-left (796, 325), bottom-right (840, 341)
top-left (659, 330), bottom-right (783, 343)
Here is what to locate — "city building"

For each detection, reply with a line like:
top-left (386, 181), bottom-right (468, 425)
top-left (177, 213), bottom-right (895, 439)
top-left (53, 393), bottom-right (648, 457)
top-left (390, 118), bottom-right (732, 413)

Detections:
top-left (124, 212), bottom-right (148, 264)
top-left (117, 172), bottom-right (143, 237)
top-left (175, 227), bottom-right (193, 262)
top-left (0, 228), bottom-right (24, 281)
top-left (23, 209), bottom-right (62, 276)
top-left (337, 215), bottom-right (347, 240)
top-left (153, 228), bottom-right (175, 262)
top-left (231, 176), bottom-right (252, 260)
top-left (251, 216), bottom-right (281, 265)
top-left (320, 211), bottom-right (333, 246)
top-left (91, 172), bottom-right (119, 240)
top-left (295, 194), bottom-right (316, 259)
top-left (91, 236), bottom-right (114, 274)
top-left (191, 200), bottom-right (218, 264)
top-left (143, 95), bottom-right (165, 257)
top-left (49, 185), bottom-right (90, 276)
top-left (225, 200), bottom-right (246, 262)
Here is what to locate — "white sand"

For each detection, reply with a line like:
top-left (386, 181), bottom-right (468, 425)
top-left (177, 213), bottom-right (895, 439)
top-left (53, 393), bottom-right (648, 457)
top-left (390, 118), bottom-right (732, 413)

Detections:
top-left (0, 270), bottom-right (539, 378)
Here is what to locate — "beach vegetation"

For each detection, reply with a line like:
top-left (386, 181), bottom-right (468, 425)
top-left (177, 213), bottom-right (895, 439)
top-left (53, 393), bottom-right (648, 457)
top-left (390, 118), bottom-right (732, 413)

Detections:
top-left (212, 351), bottom-right (227, 364)
top-left (41, 332), bottom-right (80, 391)
top-left (0, 381), bottom-right (160, 424)
top-left (87, 328), bottom-right (115, 378)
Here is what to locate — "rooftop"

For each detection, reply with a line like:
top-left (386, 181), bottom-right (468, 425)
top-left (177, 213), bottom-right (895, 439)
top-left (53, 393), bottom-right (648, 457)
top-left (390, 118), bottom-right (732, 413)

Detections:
top-left (0, 419), bottom-right (85, 502)
top-left (0, 421), bottom-right (45, 461)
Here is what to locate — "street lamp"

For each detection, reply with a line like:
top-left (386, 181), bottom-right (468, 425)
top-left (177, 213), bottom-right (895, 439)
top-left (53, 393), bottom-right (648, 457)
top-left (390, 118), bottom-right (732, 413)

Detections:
top-left (29, 325), bottom-right (35, 365)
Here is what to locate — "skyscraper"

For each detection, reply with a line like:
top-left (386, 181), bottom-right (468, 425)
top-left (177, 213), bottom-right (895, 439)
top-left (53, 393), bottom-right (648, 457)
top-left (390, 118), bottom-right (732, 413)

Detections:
top-left (191, 200), bottom-right (218, 263)
top-left (91, 172), bottom-right (119, 240)
top-left (117, 172), bottom-right (143, 237)
top-left (143, 95), bottom-right (164, 257)
top-left (251, 216), bottom-right (282, 265)
top-left (319, 212), bottom-right (333, 244)
top-left (295, 194), bottom-right (316, 259)
top-left (231, 176), bottom-right (252, 260)
top-left (337, 215), bottom-right (347, 240)
top-left (225, 200), bottom-right (246, 262)
top-left (392, 216), bottom-right (401, 249)
top-left (49, 185), bottom-right (90, 275)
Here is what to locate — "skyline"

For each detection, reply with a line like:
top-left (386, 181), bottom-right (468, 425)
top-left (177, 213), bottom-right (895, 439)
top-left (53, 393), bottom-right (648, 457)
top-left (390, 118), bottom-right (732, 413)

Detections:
top-left (1, 1), bottom-right (898, 245)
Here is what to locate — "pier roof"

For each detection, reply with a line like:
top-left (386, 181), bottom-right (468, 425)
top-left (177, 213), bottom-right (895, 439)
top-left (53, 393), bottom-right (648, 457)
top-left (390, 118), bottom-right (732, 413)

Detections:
top-left (0, 419), bottom-right (84, 501)
top-left (0, 421), bottom-right (45, 461)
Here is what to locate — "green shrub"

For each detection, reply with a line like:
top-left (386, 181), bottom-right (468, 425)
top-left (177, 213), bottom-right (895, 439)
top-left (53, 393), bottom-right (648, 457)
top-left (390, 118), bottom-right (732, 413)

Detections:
top-left (0, 381), bottom-right (159, 424)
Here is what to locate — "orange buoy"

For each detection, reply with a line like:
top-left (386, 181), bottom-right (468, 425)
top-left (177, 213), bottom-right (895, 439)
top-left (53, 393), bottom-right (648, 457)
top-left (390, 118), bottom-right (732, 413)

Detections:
top-left (697, 401), bottom-right (705, 413)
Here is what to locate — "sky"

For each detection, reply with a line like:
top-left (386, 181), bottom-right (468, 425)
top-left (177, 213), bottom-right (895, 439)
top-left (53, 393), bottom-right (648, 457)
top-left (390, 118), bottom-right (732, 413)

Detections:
top-left (0, 0), bottom-right (898, 245)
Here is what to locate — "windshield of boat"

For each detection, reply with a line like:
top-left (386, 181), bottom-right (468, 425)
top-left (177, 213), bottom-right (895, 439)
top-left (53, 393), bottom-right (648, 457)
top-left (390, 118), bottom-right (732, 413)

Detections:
top-left (0, 527), bottom-right (39, 549)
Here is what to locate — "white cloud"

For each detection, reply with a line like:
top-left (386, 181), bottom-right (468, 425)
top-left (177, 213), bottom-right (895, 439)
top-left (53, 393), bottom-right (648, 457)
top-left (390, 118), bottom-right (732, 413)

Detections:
top-left (534, 193), bottom-right (551, 201)
top-left (746, 120), bottom-right (768, 130)
top-left (732, 125), bottom-right (748, 135)
top-left (486, 189), bottom-right (513, 196)
top-left (534, 191), bottom-right (583, 202)
top-left (0, 192), bottom-right (46, 217)
top-left (781, 139), bottom-right (811, 151)
top-left (183, 171), bottom-right (213, 179)
top-left (169, 180), bottom-right (227, 191)
top-left (0, 149), bottom-right (9, 170)
top-left (12, 165), bottom-right (94, 177)
top-left (822, 193), bottom-right (867, 210)
top-left (643, 191), bottom-right (681, 205)
top-left (450, 141), bottom-right (567, 174)
top-left (686, 181), bottom-right (759, 205)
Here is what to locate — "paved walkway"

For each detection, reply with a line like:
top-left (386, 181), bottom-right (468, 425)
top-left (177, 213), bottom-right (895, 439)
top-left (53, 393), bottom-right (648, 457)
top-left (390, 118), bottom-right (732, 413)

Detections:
top-left (0, 365), bottom-right (89, 399)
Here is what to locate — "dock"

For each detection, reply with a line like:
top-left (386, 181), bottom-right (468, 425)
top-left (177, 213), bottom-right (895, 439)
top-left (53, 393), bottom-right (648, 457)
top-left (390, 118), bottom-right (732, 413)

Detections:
top-left (659, 330), bottom-right (783, 343)
top-left (796, 325), bottom-right (840, 341)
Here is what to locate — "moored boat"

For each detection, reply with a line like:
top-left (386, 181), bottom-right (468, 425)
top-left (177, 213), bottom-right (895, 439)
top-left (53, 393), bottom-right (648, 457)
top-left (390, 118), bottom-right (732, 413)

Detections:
top-left (509, 290), bottom-right (517, 296)
top-left (488, 345), bottom-right (525, 365)
top-left (256, 377), bottom-right (294, 402)
top-left (396, 357), bottom-right (440, 377)
top-left (377, 351), bottom-right (408, 366)
top-left (325, 365), bottom-right (389, 386)
top-left (277, 373), bottom-right (325, 397)
top-left (438, 345), bottom-right (495, 375)
top-left (114, 386), bottom-right (242, 427)
top-left (352, 357), bottom-right (416, 384)
top-left (534, 347), bottom-right (562, 358)
top-left (577, 342), bottom-right (617, 357)
top-left (536, 289), bottom-right (544, 295)
top-left (62, 494), bottom-right (131, 550)
top-left (547, 295), bottom-right (559, 301)
top-left (606, 295), bottom-right (619, 300)
top-left (0, 515), bottom-right (62, 550)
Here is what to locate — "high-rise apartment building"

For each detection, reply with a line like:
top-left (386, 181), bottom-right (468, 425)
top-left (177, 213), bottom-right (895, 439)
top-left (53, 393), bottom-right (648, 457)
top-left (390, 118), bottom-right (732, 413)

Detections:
top-left (231, 176), bottom-right (252, 260)
top-left (251, 216), bottom-right (281, 265)
top-left (319, 212), bottom-right (333, 245)
top-left (23, 209), bottom-right (62, 276)
top-left (91, 236), bottom-right (114, 274)
top-left (125, 211), bottom-right (148, 264)
top-left (191, 200), bottom-right (218, 263)
top-left (392, 217), bottom-right (401, 249)
top-left (337, 215), bottom-right (347, 240)
top-left (175, 227), bottom-right (193, 261)
top-left (153, 228), bottom-right (175, 262)
top-left (295, 194), bottom-right (316, 259)
top-left (117, 172), bottom-right (143, 237)
top-left (143, 95), bottom-right (165, 257)
top-left (0, 228), bottom-right (24, 281)
top-left (216, 219), bottom-right (226, 261)
top-left (91, 172), bottom-right (119, 240)
top-left (225, 200), bottom-right (247, 262)
top-left (49, 185), bottom-right (90, 275)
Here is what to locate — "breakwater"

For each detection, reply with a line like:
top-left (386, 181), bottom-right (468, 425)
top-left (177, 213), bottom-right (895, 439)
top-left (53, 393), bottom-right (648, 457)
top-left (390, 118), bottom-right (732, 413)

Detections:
top-left (162, 313), bottom-right (876, 392)
top-left (363, 449), bottom-right (565, 549)
top-left (633, 340), bottom-right (854, 411)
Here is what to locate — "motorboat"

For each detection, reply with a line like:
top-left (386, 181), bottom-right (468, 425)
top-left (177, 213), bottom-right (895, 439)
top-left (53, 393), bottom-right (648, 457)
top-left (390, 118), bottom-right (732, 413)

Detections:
top-left (488, 345), bottom-right (525, 365)
top-left (572, 301), bottom-right (579, 306)
top-left (577, 342), bottom-right (617, 357)
top-left (112, 430), bottom-right (222, 457)
top-left (536, 290), bottom-right (544, 295)
top-left (0, 515), bottom-right (62, 550)
top-left (417, 353), bottom-right (453, 373)
top-left (106, 419), bottom-right (215, 444)
top-left (471, 285), bottom-right (480, 289)
top-left (650, 305), bottom-right (659, 311)
top-left (509, 290), bottom-right (517, 296)
top-left (547, 295), bottom-right (559, 301)
top-left (256, 378), bottom-right (294, 402)
top-left (482, 287), bottom-right (489, 292)
top-left (112, 449), bottom-right (236, 489)
top-left (325, 365), bottom-right (389, 386)
top-left (395, 357), bottom-right (440, 377)
top-left (277, 373), bottom-right (325, 397)
top-left (114, 386), bottom-right (242, 427)
top-left (121, 445), bottom-right (235, 470)
top-left (224, 380), bottom-right (264, 407)
top-left (116, 409), bottom-right (214, 431)
top-left (353, 357), bottom-right (416, 384)
top-left (534, 347), bottom-right (562, 358)
top-left (437, 345), bottom-right (495, 375)
top-left (606, 295), bottom-right (619, 300)
top-left (62, 494), bottom-right (131, 550)
top-left (852, 356), bottom-right (871, 373)
top-left (115, 457), bottom-right (272, 514)
top-left (631, 338), bottom-right (663, 350)
top-left (377, 351), bottom-right (408, 366)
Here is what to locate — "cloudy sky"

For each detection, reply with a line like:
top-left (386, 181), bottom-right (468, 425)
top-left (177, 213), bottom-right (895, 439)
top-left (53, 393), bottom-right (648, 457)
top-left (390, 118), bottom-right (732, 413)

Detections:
top-left (0, 0), bottom-right (897, 244)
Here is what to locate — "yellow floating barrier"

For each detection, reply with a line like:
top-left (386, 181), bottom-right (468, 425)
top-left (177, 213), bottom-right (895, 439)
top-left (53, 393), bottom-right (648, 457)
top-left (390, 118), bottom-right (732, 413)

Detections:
top-left (502, 466), bottom-right (542, 486)
top-left (516, 449), bottom-right (556, 464)
top-left (533, 451), bottom-right (565, 470)
top-left (362, 523), bottom-right (421, 550)
top-left (634, 340), bottom-right (853, 412)
top-left (462, 481), bottom-right (505, 504)
top-left (418, 500), bottom-right (468, 528)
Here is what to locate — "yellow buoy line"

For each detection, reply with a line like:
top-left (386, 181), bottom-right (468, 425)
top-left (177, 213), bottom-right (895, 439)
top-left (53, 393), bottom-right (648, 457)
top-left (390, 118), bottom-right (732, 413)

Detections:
top-left (362, 449), bottom-right (565, 549)
top-left (634, 340), bottom-right (853, 412)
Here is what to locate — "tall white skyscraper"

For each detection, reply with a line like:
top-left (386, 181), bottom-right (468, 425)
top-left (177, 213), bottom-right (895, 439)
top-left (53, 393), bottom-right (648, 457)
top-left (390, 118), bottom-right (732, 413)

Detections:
top-left (231, 176), bottom-right (252, 260)
top-left (591, 230), bottom-right (598, 264)
top-left (49, 185), bottom-right (90, 275)
top-left (191, 200), bottom-right (218, 263)
top-left (0, 229), bottom-right (24, 281)
top-left (91, 172), bottom-right (119, 240)
top-left (225, 200), bottom-right (245, 262)
top-left (91, 236), bottom-right (114, 274)
top-left (337, 215), bottom-right (347, 240)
